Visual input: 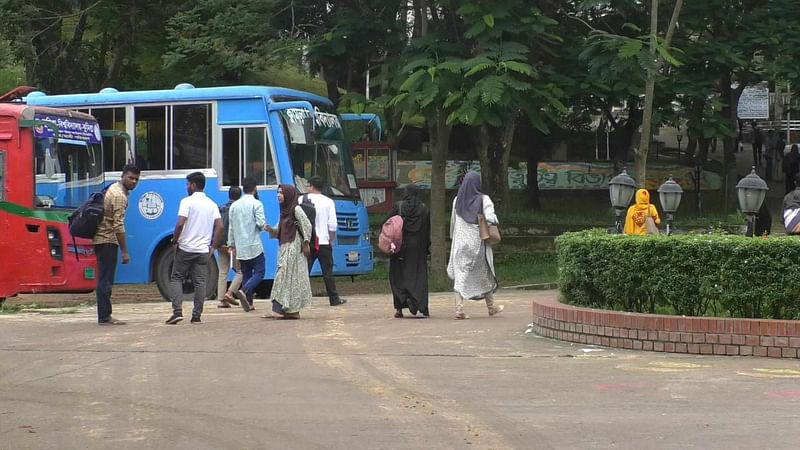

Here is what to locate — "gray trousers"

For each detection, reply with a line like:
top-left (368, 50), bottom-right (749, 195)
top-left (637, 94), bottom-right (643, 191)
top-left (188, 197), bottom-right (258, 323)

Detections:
top-left (169, 248), bottom-right (209, 318)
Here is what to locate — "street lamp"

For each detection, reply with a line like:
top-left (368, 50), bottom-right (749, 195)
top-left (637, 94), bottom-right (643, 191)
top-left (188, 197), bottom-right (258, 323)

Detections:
top-left (658, 176), bottom-right (683, 235)
top-left (676, 134), bottom-right (683, 162)
top-left (609, 168), bottom-right (637, 234)
top-left (735, 166), bottom-right (768, 237)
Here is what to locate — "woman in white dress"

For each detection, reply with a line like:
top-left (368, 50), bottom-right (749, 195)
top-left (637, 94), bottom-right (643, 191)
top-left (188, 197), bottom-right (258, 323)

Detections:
top-left (447, 172), bottom-right (503, 319)
top-left (265, 184), bottom-right (313, 319)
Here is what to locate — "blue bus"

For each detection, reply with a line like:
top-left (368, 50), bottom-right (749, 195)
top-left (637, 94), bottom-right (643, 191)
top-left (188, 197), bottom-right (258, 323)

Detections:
top-left (24, 84), bottom-right (373, 298)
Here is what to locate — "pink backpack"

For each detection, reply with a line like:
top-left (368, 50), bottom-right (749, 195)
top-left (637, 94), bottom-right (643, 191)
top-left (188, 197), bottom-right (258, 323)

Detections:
top-left (379, 208), bottom-right (404, 254)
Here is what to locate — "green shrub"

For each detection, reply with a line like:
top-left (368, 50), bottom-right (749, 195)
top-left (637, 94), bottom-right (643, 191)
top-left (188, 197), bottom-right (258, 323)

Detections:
top-left (556, 230), bottom-right (800, 319)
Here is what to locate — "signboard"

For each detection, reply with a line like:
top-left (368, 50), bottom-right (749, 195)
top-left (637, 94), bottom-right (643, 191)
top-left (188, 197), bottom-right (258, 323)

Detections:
top-left (395, 161), bottom-right (722, 191)
top-left (737, 85), bottom-right (770, 119)
top-left (33, 114), bottom-right (102, 144)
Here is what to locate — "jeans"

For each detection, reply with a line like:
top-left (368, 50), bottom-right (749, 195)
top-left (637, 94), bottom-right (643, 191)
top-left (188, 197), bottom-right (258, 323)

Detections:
top-left (307, 244), bottom-right (339, 303)
top-left (94, 243), bottom-right (118, 323)
top-left (169, 248), bottom-right (209, 318)
top-left (239, 253), bottom-right (265, 305)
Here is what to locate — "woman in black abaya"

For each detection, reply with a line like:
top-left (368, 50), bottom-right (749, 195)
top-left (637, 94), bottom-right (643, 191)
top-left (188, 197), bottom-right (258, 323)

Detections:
top-left (387, 184), bottom-right (431, 318)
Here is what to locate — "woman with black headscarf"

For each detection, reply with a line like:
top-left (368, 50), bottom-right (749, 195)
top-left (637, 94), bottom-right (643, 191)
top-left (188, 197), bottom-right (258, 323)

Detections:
top-left (387, 184), bottom-right (431, 318)
top-left (447, 172), bottom-right (503, 319)
top-left (264, 184), bottom-right (312, 319)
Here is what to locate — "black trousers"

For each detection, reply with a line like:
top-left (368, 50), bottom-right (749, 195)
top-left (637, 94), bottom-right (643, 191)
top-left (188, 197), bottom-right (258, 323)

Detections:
top-left (94, 243), bottom-right (118, 323)
top-left (307, 244), bottom-right (339, 303)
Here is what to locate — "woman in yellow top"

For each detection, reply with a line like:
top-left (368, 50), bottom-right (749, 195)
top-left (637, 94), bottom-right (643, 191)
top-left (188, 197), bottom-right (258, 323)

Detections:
top-left (623, 189), bottom-right (661, 235)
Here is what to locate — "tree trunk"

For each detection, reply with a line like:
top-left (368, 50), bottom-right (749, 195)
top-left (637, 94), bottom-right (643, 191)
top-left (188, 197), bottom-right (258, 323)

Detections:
top-left (428, 107), bottom-right (451, 288)
top-left (321, 63), bottom-right (341, 105)
top-left (635, 0), bottom-right (659, 188)
top-left (497, 118), bottom-right (517, 212)
top-left (476, 125), bottom-right (492, 196)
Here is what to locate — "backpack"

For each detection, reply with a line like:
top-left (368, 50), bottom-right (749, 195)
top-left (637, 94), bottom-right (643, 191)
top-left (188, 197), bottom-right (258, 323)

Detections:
top-left (378, 202), bottom-right (404, 254)
top-left (68, 188), bottom-right (108, 239)
top-left (298, 194), bottom-right (317, 247)
top-left (67, 185), bottom-right (110, 260)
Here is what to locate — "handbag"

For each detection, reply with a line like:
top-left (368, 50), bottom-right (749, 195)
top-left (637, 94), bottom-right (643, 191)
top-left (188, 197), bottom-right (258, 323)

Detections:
top-left (645, 216), bottom-right (660, 235)
top-left (478, 213), bottom-right (501, 245)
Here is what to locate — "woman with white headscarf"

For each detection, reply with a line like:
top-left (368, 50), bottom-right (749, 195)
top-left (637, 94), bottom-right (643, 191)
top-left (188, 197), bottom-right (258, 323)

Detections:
top-left (447, 172), bottom-right (503, 319)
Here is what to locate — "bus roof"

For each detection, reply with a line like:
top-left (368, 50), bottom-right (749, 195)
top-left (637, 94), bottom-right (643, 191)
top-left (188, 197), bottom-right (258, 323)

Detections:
top-left (22, 84), bottom-right (334, 109)
top-left (0, 103), bottom-right (96, 122)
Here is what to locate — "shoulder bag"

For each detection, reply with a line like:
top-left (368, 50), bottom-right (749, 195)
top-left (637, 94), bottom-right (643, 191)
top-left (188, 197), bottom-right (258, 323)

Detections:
top-left (478, 213), bottom-right (501, 245)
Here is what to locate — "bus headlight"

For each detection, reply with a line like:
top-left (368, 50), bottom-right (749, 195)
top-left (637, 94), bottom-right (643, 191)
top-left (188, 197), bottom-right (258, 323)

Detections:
top-left (46, 226), bottom-right (63, 260)
top-left (363, 232), bottom-right (370, 242)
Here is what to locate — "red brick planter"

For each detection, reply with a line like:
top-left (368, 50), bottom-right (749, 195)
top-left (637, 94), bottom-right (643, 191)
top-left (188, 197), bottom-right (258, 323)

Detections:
top-left (532, 296), bottom-right (800, 358)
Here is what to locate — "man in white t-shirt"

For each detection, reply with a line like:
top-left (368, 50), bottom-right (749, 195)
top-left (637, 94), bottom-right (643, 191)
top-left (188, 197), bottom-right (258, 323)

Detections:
top-left (303, 176), bottom-right (346, 306)
top-left (166, 172), bottom-right (223, 325)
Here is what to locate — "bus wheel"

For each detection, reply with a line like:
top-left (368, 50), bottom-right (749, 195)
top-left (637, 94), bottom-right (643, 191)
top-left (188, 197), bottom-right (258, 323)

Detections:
top-left (155, 247), bottom-right (219, 301)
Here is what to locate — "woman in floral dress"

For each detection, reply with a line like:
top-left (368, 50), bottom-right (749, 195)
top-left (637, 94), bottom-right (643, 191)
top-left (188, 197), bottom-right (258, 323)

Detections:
top-left (447, 172), bottom-right (503, 319)
top-left (265, 184), bottom-right (312, 319)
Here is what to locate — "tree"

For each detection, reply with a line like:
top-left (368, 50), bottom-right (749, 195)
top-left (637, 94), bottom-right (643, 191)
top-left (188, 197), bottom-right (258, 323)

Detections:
top-left (0, 0), bottom-right (188, 93)
top-left (444, 1), bottom-right (566, 211)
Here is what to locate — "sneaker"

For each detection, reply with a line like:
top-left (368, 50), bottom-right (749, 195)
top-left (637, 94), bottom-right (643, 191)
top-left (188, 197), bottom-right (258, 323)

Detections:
top-left (165, 314), bottom-right (183, 325)
top-left (98, 317), bottom-right (126, 325)
top-left (217, 303), bottom-right (231, 308)
top-left (330, 298), bottom-right (347, 306)
top-left (190, 316), bottom-right (201, 324)
top-left (235, 290), bottom-right (251, 312)
top-left (488, 305), bottom-right (505, 316)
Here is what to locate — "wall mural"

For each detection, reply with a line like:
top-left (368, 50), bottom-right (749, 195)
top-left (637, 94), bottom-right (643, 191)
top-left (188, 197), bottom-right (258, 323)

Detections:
top-left (394, 161), bottom-right (722, 191)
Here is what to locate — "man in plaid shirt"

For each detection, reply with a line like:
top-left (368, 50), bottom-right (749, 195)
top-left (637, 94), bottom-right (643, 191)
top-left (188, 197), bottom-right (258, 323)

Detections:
top-left (92, 164), bottom-right (140, 325)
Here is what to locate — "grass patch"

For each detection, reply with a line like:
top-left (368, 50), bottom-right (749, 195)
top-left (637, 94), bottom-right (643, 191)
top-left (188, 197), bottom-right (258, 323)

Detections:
top-left (0, 303), bottom-right (23, 314)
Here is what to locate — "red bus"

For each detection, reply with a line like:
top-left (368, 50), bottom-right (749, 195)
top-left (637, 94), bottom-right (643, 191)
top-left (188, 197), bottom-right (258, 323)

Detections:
top-left (0, 103), bottom-right (102, 303)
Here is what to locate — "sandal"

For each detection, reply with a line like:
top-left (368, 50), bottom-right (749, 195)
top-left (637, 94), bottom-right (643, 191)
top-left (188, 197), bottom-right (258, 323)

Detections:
top-left (222, 293), bottom-right (239, 306)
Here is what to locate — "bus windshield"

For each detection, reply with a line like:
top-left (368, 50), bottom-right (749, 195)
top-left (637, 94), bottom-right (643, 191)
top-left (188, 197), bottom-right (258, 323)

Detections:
top-left (279, 108), bottom-right (360, 198)
top-left (34, 137), bottom-right (104, 209)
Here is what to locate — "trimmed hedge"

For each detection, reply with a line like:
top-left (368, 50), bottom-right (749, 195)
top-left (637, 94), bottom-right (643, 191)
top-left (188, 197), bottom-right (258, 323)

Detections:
top-left (556, 230), bottom-right (800, 319)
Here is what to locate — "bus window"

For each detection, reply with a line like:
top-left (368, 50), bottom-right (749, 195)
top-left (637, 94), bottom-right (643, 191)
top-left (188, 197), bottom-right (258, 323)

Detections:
top-left (134, 106), bottom-right (167, 170)
top-left (91, 107), bottom-right (127, 171)
top-left (221, 128), bottom-right (241, 187)
top-left (221, 126), bottom-right (277, 187)
top-left (34, 138), bottom-right (103, 209)
top-left (172, 104), bottom-right (211, 170)
top-left (0, 152), bottom-right (4, 201)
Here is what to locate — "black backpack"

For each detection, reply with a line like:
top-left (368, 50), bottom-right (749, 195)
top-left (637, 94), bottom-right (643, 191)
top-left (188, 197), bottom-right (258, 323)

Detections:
top-left (68, 186), bottom-right (110, 259)
top-left (298, 194), bottom-right (317, 245)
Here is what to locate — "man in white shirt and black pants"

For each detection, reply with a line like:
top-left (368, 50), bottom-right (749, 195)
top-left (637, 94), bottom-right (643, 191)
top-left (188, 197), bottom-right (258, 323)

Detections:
top-left (166, 172), bottom-right (223, 324)
top-left (304, 176), bottom-right (346, 306)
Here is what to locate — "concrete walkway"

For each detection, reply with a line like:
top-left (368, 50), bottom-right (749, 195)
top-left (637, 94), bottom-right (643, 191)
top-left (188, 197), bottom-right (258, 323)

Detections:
top-left (3, 290), bottom-right (800, 449)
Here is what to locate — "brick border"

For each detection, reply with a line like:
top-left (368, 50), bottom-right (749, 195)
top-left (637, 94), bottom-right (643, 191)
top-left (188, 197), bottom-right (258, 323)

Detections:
top-left (532, 296), bottom-right (800, 358)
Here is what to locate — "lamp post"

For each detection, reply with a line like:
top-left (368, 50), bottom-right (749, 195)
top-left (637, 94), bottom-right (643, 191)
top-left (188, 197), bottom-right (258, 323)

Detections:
top-left (735, 166), bottom-right (769, 237)
top-left (676, 134), bottom-right (683, 162)
top-left (658, 176), bottom-right (683, 235)
top-left (609, 168), bottom-right (637, 234)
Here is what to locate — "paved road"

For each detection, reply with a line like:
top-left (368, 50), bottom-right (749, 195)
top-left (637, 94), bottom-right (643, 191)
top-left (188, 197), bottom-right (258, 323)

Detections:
top-left (3, 290), bottom-right (800, 449)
